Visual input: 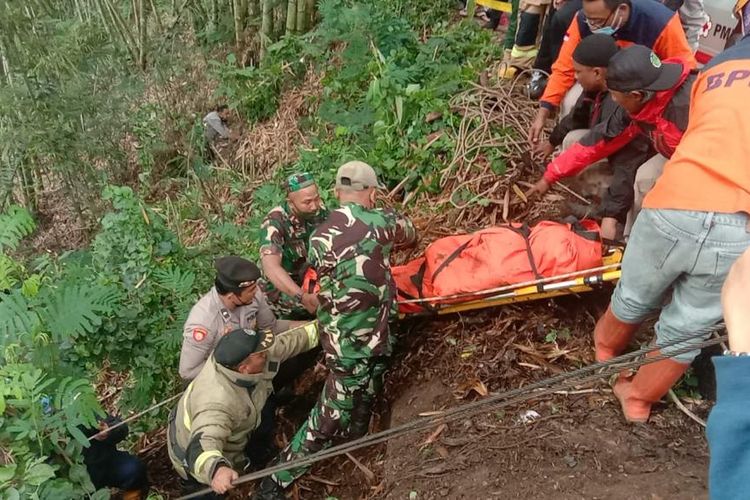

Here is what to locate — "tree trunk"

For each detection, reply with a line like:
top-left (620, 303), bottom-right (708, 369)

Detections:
top-left (286, 0), bottom-right (296, 34)
top-left (295, 0), bottom-right (305, 33)
top-left (260, 0), bottom-right (273, 57)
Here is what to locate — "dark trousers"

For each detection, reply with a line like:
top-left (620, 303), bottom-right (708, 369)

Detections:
top-left (533, 0), bottom-right (582, 73)
top-left (88, 450), bottom-right (149, 494)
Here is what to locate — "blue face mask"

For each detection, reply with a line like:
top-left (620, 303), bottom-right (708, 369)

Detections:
top-left (589, 6), bottom-right (623, 36)
top-left (592, 26), bottom-right (617, 35)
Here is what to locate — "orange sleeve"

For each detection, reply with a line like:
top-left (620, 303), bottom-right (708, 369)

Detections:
top-left (539, 17), bottom-right (581, 110)
top-left (653, 14), bottom-right (697, 69)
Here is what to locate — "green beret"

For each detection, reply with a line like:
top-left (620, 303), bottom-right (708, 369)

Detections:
top-left (214, 328), bottom-right (275, 368)
top-left (214, 256), bottom-right (261, 291)
top-left (285, 172), bottom-right (315, 193)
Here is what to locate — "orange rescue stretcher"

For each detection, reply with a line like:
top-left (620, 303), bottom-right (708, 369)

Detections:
top-left (395, 247), bottom-right (622, 318)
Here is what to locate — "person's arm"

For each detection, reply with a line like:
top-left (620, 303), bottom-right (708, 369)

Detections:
top-left (179, 322), bottom-right (214, 380)
top-left (543, 106), bottom-right (638, 184)
top-left (548, 92), bottom-right (591, 146)
top-left (254, 289), bottom-right (291, 333)
top-left (653, 13), bottom-right (697, 69)
top-left (269, 321), bottom-right (320, 362)
top-left (259, 211), bottom-right (303, 296)
top-left (185, 405), bottom-right (236, 488)
top-left (539, 17), bottom-right (582, 111)
top-left (393, 213), bottom-right (417, 249)
top-left (707, 248), bottom-right (750, 499)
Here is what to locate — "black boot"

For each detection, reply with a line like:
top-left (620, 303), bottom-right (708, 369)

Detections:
top-left (251, 477), bottom-right (286, 500)
top-left (348, 399), bottom-right (374, 439)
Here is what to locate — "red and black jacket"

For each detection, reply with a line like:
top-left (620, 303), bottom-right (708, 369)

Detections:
top-left (548, 90), bottom-right (654, 223)
top-left (543, 59), bottom-right (695, 185)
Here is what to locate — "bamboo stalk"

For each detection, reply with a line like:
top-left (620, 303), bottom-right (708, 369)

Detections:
top-left (233, 0), bottom-right (243, 46)
top-left (465, 0), bottom-right (476, 19)
top-left (260, 0), bottom-right (273, 57)
top-left (295, 0), bottom-right (305, 32)
top-left (276, 0), bottom-right (287, 38)
top-left (149, 0), bottom-right (163, 32)
top-left (138, 0), bottom-right (147, 69)
top-left (286, 0), bottom-right (297, 34)
top-left (305, 0), bottom-right (314, 28)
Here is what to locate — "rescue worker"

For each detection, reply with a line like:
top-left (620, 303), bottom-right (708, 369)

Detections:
top-left (82, 415), bottom-right (149, 500)
top-left (253, 161), bottom-right (417, 499)
top-left (528, 0), bottom-right (696, 144)
top-left (532, 34), bottom-right (653, 240)
top-left (259, 172), bottom-right (328, 319)
top-left (527, 45), bottom-right (695, 237)
top-left (527, 0), bottom-right (583, 99)
top-left (167, 325), bottom-right (319, 497)
top-left (592, 5), bottom-right (750, 422)
top-left (500, 0), bottom-right (553, 78)
top-left (179, 256), bottom-right (308, 381)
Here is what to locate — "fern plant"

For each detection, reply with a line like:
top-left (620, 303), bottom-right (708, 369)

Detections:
top-left (0, 205), bottom-right (35, 252)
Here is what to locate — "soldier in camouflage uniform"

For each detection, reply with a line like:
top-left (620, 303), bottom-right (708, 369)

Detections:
top-left (253, 161), bottom-right (417, 499)
top-left (259, 172), bottom-right (329, 320)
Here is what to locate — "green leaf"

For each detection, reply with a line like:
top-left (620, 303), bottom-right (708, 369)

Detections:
top-left (0, 206), bottom-right (35, 252)
top-left (5, 487), bottom-right (20, 500)
top-left (24, 463), bottom-right (56, 486)
top-left (0, 464), bottom-right (17, 483)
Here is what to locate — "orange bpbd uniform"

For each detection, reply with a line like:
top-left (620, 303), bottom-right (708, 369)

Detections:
top-left (540, 0), bottom-right (696, 111)
top-left (644, 36), bottom-right (750, 214)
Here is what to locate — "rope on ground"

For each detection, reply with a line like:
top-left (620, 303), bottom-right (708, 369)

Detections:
top-left (177, 324), bottom-right (726, 500)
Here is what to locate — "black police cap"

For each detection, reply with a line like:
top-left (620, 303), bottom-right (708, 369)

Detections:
top-left (214, 328), bottom-right (275, 368)
top-left (214, 256), bottom-right (261, 291)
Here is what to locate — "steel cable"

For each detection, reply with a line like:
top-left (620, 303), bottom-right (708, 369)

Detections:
top-left (178, 323), bottom-right (726, 499)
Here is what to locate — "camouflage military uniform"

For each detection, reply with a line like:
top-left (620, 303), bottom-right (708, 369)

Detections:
top-left (259, 202), bottom-right (328, 319)
top-left (271, 202), bottom-right (416, 487)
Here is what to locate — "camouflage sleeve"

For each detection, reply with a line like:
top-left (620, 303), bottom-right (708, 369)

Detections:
top-left (391, 210), bottom-right (417, 247)
top-left (268, 321), bottom-right (320, 362)
top-left (185, 404), bottom-right (234, 484)
top-left (259, 208), bottom-right (286, 257)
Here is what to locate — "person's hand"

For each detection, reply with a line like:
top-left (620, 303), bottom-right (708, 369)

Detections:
top-left (301, 293), bottom-right (319, 314)
top-left (528, 109), bottom-right (549, 145)
top-left (722, 248), bottom-right (750, 352)
top-left (211, 466), bottom-right (238, 494)
top-left (553, 0), bottom-right (567, 9)
top-left (600, 217), bottom-right (618, 241)
top-left (532, 140), bottom-right (555, 159)
top-left (94, 422), bottom-right (109, 441)
top-left (525, 178), bottom-right (551, 199)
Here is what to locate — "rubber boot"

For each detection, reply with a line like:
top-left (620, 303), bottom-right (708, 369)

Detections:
top-left (348, 399), bottom-right (374, 439)
top-left (251, 477), bottom-right (286, 500)
top-left (593, 306), bottom-right (641, 362)
top-left (612, 350), bottom-right (689, 423)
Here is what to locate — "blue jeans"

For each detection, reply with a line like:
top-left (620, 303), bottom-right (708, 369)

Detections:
top-left (612, 209), bottom-right (750, 362)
